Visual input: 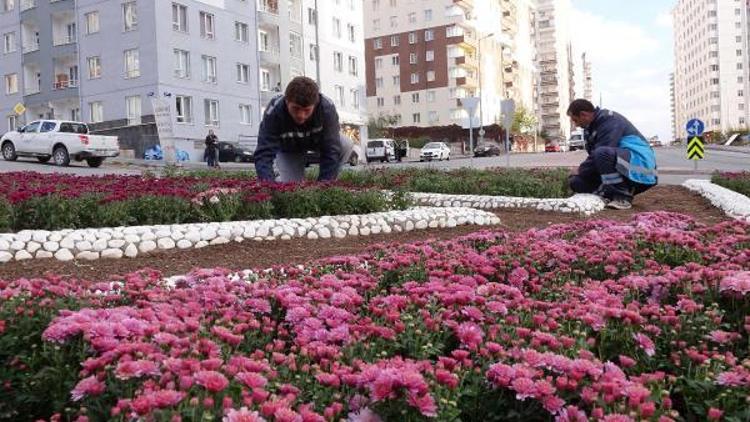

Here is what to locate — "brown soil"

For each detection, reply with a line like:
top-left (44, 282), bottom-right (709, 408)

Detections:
top-left (0, 186), bottom-right (730, 281)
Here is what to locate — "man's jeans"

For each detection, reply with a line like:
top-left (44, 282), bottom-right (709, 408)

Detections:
top-left (275, 135), bottom-right (354, 183)
top-left (569, 146), bottom-right (653, 201)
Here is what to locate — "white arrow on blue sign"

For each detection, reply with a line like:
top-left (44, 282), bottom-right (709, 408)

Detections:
top-left (686, 119), bottom-right (705, 136)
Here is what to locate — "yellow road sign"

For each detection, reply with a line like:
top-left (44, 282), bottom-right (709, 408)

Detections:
top-left (13, 103), bottom-right (25, 115)
top-left (687, 136), bottom-right (704, 160)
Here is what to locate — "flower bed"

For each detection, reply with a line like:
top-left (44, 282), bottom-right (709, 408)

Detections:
top-left (712, 172), bottom-right (750, 198)
top-left (684, 179), bottom-right (750, 223)
top-left (0, 172), bottom-right (410, 232)
top-left (2, 213), bottom-right (749, 421)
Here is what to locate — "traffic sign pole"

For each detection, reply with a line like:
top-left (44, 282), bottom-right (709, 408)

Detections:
top-left (685, 119), bottom-right (705, 174)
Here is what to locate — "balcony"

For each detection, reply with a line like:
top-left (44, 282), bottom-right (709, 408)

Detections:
top-left (454, 54), bottom-right (477, 69)
top-left (53, 78), bottom-right (78, 90)
top-left (20, 0), bottom-right (35, 11)
top-left (455, 74), bottom-right (477, 88)
top-left (259, 47), bottom-right (280, 64)
top-left (23, 42), bottom-right (39, 53)
top-left (453, 0), bottom-right (474, 10)
top-left (53, 34), bottom-right (75, 46)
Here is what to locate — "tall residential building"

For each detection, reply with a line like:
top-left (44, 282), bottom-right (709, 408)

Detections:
top-left (0, 0), bottom-right (261, 161)
top-left (535, 0), bottom-right (574, 142)
top-left (501, 0), bottom-right (538, 113)
top-left (581, 52), bottom-right (593, 102)
top-left (363, 0), bottom-right (506, 129)
top-left (302, 0), bottom-right (368, 143)
top-left (670, 72), bottom-right (677, 140)
top-left (256, 0), bottom-right (305, 109)
top-left (673, 0), bottom-right (749, 136)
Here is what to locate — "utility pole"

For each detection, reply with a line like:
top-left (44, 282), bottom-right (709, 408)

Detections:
top-left (477, 33), bottom-right (494, 144)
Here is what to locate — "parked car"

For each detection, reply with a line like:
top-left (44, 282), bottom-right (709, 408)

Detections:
top-left (218, 142), bottom-right (254, 163)
top-left (545, 142), bottom-right (562, 153)
top-left (304, 144), bottom-right (361, 167)
top-left (1, 120), bottom-right (119, 167)
top-left (568, 130), bottom-right (585, 151)
top-left (474, 142), bottom-right (502, 157)
top-left (365, 139), bottom-right (396, 163)
top-left (420, 142), bottom-right (451, 161)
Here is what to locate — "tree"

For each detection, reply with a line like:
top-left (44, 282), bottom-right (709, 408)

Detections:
top-left (367, 114), bottom-right (400, 138)
top-left (511, 105), bottom-right (537, 135)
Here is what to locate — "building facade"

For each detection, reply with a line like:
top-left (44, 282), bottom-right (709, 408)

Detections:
top-left (581, 52), bottom-right (592, 102)
top-left (501, 0), bottom-right (537, 114)
top-left (1, 0), bottom-right (262, 161)
top-left (301, 0), bottom-right (368, 144)
top-left (363, 0), bottom-right (509, 130)
top-left (673, 0), bottom-right (750, 136)
top-left (534, 0), bottom-right (573, 142)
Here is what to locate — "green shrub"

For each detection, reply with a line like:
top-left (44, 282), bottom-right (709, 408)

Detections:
top-left (0, 198), bottom-right (13, 232)
top-left (712, 172), bottom-right (750, 197)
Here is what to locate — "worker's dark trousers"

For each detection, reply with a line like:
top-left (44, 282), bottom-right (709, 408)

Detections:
top-left (569, 146), bottom-right (653, 201)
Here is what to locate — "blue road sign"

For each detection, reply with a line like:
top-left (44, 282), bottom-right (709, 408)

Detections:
top-left (686, 119), bottom-right (705, 136)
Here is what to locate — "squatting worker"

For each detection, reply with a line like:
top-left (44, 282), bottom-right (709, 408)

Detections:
top-left (254, 76), bottom-right (354, 183)
top-left (567, 99), bottom-right (658, 210)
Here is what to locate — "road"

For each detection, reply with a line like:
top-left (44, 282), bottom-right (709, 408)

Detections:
top-left (0, 147), bottom-right (745, 185)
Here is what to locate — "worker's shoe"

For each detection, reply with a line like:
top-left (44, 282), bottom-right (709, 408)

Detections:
top-left (606, 199), bottom-right (632, 210)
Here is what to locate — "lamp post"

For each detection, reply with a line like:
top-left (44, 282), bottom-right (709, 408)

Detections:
top-left (477, 32), bottom-right (494, 144)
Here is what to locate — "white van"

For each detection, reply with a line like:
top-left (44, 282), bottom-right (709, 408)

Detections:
top-left (365, 138), bottom-right (396, 163)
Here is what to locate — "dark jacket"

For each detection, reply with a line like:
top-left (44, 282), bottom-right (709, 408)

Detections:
top-left (205, 134), bottom-right (218, 152)
top-left (584, 108), bottom-right (646, 154)
top-left (254, 94), bottom-right (341, 182)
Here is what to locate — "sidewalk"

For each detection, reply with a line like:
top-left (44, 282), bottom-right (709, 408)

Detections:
top-left (706, 144), bottom-right (750, 155)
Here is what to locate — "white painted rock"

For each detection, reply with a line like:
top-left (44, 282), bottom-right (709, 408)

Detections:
top-left (318, 227), bottom-right (331, 239)
top-left (32, 231), bottom-right (49, 243)
top-left (75, 241), bottom-right (93, 252)
top-left (15, 250), bottom-right (32, 261)
top-left (155, 229), bottom-right (171, 238)
top-left (415, 220), bottom-right (428, 230)
top-left (101, 249), bottom-right (124, 259)
top-left (185, 231), bottom-right (201, 243)
top-left (108, 239), bottom-right (126, 249)
top-left (43, 241), bottom-right (60, 252)
top-left (60, 237), bottom-right (76, 250)
top-left (92, 239), bottom-right (108, 252)
top-left (307, 232), bottom-right (319, 240)
top-left (157, 238), bottom-right (176, 250)
top-left (139, 240), bottom-right (157, 254)
top-left (76, 251), bottom-right (99, 261)
top-left (334, 229), bottom-right (347, 239)
top-left (200, 229), bottom-right (217, 241)
top-left (405, 221), bottom-right (415, 231)
top-left (217, 229), bottom-right (231, 238)
top-left (0, 239), bottom-right (9, 251)
top-left (35, 250), bottom-right (54, 259)
top-left (360, 227), bottom-right (371, 236)
top-left (124, 243), bottom-right (138, 258)
top-left (171, 232), bottom-right (185, 241)
top-left (177, 239), bottom-right (193, 249)
top-left (195, 240), bottom-right (209, 249)
top-left (26, 241), bottom-right (42, 254)
top-left (124, 234), bottom-right (140, 244)
top-left (48, 233), bottom-right (62, 242)
top-left (210, 237), bottom-right (229, 246)
top-left (0, 251), bottom-right (12, 262)
top-left (348, 226), bottom-right (359, 236)
top-left (54, 249), bottom-right (74, 262)
top-left (10, 241), bottom-right (25, 251)
top-left (141, 232), bottom-right (156, 242)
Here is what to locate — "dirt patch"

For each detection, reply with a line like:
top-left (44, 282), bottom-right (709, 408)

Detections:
top-left (0, 186), bottom-right (730, 281)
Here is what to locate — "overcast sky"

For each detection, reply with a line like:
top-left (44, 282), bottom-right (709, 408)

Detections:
top-left (569, 0), bottom-right (675, 140)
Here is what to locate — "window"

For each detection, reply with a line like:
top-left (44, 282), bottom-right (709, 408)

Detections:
top-left (309, 43), bottom-right (318, 60)
top-left (411, 92), bottom-right (419, 103)
top-left (351, 89), bottom-right (359, 109)
top-left (173, 49), bottom-right (190, 78)
top-left (202, 55), bottom-right (217, 83)
top-left (40, 121), bottom-right (56, 133)
top-left (89, 101), bottom-right (103, 123)
top-left (428, 111), bottom-right (438, 123)
top-left (424, 9), bottom-right (432, 21)
top-left (333, 51), bottom-right (343, 72)
top-left (391, 35), bottom-right (399, 47)
top-left (87, 56), bottom-right (101, 79)
top-left (332, 18), bottom-right (341, 38)
top-left (427, 91), bottom-right (435, 102)
top-left (392, 76), bottom-right (399, 86)
top-left (7, 115), bottom-right (17, 132)
top-left (175, 96), bottom-right (192, 123)
top-left (348, 56), bottom-right (358, 75)
top-left (204, 99), bottom-right (219, 126)
top-left (373, 38), bottom-right (382, 49)
top-left (408, 12), bottom-right (416, 23)
top-left (409, 53), bottom-right (417, 64)
top-left (235, 22), bottom-right (249, 42)
top-left (410, 72), bottom-right (419, 84)
top-left (258, 30), bottom-right (270, 51)
top-left (236, 63), bottom-right (250, 84)
top-left (259, 68), bottom-right (270, 90)
top-left (375, 57), bottom-right (382, 69)
top-left (375, 77), bottom-right (383, 88)
top-left (408, 32), bottom-right (417, 44)
top-left (373, 19), bottom-right (380, 31)
top-left (290, 32), bottom-right (302, 58)
top-left (426, 50), bottom-right (434, 61)
top-left (307, 8), bottom-right (317, 24)
top-left (172, 3), bottom-right (188, 32)
top-left (334, 85), bottom-right (344, 106)
top-left (85, 12), bottom-right (99, 34)
top-left (200, 12), bottom-right (215, 39)
top-left (124, 48), bottom-right (140, 78)
top-left (239, 104), bottom-right (252, 125)
top-left (2, 32), bottom-right (15, 54)
top-left (123, 2), bottom-right (137, 31)
top-left (126, 95), bottom-right (141, 125)
top-left (426, 70), bottom-right (435, 82)
top-left (4, 73), bottom-right (17, 94)
top-left (390, 16), bottom-right (397, 28)
top-left (2, 0), bottom-right (14, 12)
top-left (412, 113), bottom-right (420, 123)
top-left (424, 29), bottom-right (434, 41)
top-left (347, 24), bottom-right (355, 42)
top-left (391, 56), bottom-right (399, 65)
top-left (376, 97), bottom-right (384, 107)
top-left (393, 95), bottom-right (400, 105)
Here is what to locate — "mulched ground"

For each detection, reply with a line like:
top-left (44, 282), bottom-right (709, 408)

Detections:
top-left (0, 186), bottom-right (730, 281)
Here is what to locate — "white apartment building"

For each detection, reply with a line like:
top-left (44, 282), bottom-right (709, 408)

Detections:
top-left (581, 52), bottom-right (592, 102)
top-left (1, 0), bottom-right (261, 161)
top-left (535, 0), bottom-right (574, 142)
top-left (301, 0), bottom-right (368, 143)
top-left (364, 0), bottom-right (507, 130)
top-left (502, 0), bottom-right (538, 113)
top-left (673, 0), bottom-right (750, 136)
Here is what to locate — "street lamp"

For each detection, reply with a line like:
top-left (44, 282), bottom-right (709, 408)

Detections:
top-left (477, 32), bottom-right (494, 143)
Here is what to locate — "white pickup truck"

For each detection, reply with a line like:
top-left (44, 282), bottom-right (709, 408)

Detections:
top-left (1, 120), bottom-right (119, 167)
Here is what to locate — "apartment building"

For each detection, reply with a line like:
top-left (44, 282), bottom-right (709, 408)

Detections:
top-left (673, 0), bottom-right (749, 136)
top-left (670, 72), bottom-right (677, 140)
top-left (363, 0), bottom-right (508, 129)
top-left (1, 0), bottom-right (261, 161)
top-left (581, 52), bottom-right (592, 102)
top-left (302, 0), bottom-right (368, 143)
top-left (535, 0), bottom-right (574, 142)
top-left (501, 0), bottom-right (537, 113)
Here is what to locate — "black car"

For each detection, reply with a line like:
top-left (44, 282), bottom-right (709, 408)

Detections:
top-left (218, 142), bottom-right (254, 163)
top-left (304, 148), bottom-right (360, 167)
top-left (473, 143), bottom-right (502, 157)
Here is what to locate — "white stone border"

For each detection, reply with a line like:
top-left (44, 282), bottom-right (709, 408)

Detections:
top-left (683, 179), bottom-right (750, 223)
top-left (410, 192), bottom-right (606, 216)
top-left (0, 207), bottom-right (500, 263)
